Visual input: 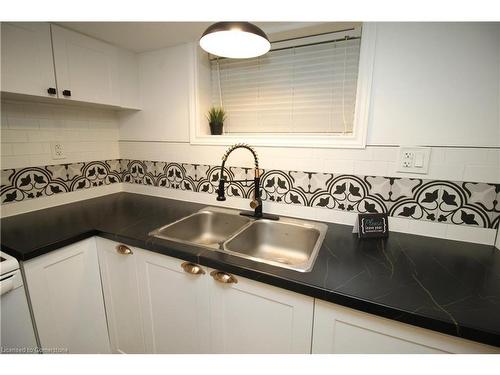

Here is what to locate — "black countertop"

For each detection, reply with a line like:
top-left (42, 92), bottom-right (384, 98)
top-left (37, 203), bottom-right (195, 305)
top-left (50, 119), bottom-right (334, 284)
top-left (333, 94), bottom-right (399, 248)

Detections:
top-left (2, 192), bottom-right (500, 348)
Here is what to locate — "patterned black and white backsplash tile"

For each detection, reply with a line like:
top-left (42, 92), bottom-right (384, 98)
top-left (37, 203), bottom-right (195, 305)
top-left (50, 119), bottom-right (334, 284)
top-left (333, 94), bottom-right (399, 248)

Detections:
top-left (1, 159), bottom-right (499, 229)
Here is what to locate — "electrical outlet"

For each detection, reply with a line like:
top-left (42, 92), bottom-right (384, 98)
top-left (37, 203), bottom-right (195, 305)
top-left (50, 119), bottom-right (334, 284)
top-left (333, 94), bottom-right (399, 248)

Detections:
top-left (397, 147), bottom-right (431, 174)
top-left (51, 142), bottom-right (66, 160)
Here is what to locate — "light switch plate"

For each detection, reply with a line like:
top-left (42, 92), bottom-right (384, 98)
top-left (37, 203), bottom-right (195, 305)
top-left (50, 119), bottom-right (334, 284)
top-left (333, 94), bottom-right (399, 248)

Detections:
top-left (51, 142), bottom-right (66, 160)
top-left (397, 147), bottom-right (431, 174)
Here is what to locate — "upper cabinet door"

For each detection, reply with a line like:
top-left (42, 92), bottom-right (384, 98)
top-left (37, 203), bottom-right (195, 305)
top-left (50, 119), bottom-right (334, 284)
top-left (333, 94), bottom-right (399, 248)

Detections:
top-left (51, 24), bottom-right (120, 106)
top-left (208, 269), bottom-right (314, 354)
top-left (1, 22), bottom-right (57, 97)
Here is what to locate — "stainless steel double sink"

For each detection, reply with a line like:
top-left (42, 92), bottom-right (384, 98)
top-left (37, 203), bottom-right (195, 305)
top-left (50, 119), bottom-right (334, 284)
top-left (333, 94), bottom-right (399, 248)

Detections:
top-left (149, 207), bottom-right (328, 272)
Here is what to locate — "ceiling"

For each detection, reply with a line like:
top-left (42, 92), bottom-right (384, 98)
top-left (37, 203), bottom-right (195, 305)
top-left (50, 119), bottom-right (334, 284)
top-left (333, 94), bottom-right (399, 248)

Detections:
top-left (56, 22), bottom-right (360, 53)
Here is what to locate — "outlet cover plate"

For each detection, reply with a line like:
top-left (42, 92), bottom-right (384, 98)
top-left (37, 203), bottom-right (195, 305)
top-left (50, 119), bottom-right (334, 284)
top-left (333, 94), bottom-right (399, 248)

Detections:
top-left (51, 142), bottom-right (66, 160)
top-left (397, 147), bottom-right (431, 174)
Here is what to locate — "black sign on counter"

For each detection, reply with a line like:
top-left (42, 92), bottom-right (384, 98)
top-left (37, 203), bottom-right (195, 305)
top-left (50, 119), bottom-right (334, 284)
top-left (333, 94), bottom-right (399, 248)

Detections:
top-left (354, 213), bottom-right (389, 238)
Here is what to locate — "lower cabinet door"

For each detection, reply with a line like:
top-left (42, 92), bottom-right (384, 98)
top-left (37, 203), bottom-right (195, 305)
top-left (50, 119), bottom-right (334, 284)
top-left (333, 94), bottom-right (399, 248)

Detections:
top-left (96, 238), bottom-right (146, 353)
top-left (136, 249), bottom-right (210, 353)
top-left (208, 268), bottom-right (314, 354)
top-left (312, 299), bottom-right (499, 354)
top-left (22, 238), bottom-right (111, 354)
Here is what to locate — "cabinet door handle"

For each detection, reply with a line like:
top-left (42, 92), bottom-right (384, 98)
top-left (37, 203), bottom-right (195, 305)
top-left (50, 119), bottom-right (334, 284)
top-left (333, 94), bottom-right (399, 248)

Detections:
top-left (181, 262), bottom-right (206, 275)
top-left (116, 244), bottom-right (133, 255)
top-left (210, 270), bottom-right (238, 284)
top-left (47, 87), bottom-right (57, 95)
top-left (62, 89), bottom-right (71, 97)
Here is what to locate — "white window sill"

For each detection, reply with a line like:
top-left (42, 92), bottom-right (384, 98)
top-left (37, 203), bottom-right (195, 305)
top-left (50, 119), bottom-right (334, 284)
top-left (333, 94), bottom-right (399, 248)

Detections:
top-left (189, 133), bottom-right (367, 149)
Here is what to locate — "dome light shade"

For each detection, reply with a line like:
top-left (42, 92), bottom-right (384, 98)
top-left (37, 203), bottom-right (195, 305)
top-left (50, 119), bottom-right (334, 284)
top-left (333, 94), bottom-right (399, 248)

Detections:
top-left (199, 22), bottom-right (270, 59)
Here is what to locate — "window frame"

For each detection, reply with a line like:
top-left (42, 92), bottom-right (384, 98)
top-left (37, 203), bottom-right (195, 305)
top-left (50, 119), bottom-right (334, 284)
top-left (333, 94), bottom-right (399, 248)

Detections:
top-left (189, 23), bottom-right (377, 149)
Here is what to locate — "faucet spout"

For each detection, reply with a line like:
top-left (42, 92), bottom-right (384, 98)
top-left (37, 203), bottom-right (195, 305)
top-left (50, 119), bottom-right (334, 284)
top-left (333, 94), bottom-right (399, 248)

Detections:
top-left (216, 143), bottom-right (278, 221)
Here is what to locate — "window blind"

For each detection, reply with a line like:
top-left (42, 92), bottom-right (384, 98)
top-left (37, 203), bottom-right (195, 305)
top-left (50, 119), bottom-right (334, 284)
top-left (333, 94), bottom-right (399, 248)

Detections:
top-left (210, 36), bottom-right (361, 134)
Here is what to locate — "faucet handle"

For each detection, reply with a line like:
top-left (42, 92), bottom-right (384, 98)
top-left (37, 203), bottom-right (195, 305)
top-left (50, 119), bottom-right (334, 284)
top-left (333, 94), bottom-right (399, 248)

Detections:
top-left (250, 199), bottom-right (260, 209)
top-left (216, 179), bottom-right (226, 201)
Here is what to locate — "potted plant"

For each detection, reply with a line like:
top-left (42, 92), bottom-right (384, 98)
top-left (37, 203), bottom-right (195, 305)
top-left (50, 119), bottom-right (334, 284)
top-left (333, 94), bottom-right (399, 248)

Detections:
top-left (207, 107), bottom-right (226, 135)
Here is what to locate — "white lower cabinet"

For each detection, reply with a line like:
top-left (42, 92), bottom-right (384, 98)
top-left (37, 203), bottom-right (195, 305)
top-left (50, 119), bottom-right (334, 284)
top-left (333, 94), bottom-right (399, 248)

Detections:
top-left (134, 248), bottom-right (211, 353)
top-left (208, 268), bottom-right (314, 354)
top-left (312, 299), bottom-right (499, 354)
top-left (26, 237), bottom-right (498, 354)
top-left (96, 238), bottom-right (146, 353)
top-left (97, 239), bottom-right (313, 353)
top-left (22, 238), bottom-right (111, 353)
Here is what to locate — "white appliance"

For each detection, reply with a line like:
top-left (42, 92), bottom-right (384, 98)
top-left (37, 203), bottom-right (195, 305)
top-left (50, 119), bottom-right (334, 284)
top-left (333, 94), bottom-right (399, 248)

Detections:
top-left (1, 251), bottom-right (38, 353)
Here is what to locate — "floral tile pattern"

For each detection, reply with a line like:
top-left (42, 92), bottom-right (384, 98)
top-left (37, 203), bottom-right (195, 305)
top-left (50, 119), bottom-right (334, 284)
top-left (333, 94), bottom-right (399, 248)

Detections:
top-left (1, 159), bottom-right (499, 230)
top-left (0, 160), bottom-right (121, 204)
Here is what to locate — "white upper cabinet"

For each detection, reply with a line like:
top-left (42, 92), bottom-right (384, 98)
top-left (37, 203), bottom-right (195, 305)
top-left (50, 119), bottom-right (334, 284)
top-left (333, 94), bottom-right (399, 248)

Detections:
top-left (208, 268), bottom-right (314, 354)
top-left (22, 238), bottom-right (111, 354)
top-left (1, 22), bottom-right (140, 109)
top-left (51, 24), bottom-right (121, 106)
top-left (1, 22), bottom-right (57, 98)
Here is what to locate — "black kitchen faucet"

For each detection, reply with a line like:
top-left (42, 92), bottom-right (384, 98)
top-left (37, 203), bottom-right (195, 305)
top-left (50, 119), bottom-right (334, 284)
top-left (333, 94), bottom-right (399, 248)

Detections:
top-left (216, 143), bottom-right (279, 220)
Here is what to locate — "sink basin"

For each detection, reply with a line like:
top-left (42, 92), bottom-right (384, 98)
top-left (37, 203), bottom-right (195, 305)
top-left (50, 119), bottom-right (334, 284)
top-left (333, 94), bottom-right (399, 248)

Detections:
top-left (149, 208), bottom-right (252, 249)
top-left (223, 217), bottom-right (328, 272)
top-left (150, 207), bottom-right (327, 272)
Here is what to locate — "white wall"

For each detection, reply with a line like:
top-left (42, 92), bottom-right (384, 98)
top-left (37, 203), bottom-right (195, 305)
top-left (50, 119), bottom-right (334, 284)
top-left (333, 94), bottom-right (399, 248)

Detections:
top-left (1, 100), bottom-right (120, 169)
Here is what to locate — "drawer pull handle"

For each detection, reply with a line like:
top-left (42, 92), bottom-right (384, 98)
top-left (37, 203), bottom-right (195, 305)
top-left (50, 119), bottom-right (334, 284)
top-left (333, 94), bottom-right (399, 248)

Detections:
top-left (210, 270), bottom-right (238, 284)
top-left (62, 89), bottom-right (71, 97)
top-left (47, 87), bottom-right (57, 95)
top-left (181, 262), bottom-right (205, 275)
top-left (116, 244), bottom-right (133, 255)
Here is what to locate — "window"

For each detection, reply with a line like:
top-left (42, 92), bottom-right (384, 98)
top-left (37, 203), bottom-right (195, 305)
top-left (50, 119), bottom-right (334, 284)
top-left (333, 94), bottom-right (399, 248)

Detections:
top-left (211, 28), bottom-right (361, 134)
top-left (192, 24), bottom-right (376, 148)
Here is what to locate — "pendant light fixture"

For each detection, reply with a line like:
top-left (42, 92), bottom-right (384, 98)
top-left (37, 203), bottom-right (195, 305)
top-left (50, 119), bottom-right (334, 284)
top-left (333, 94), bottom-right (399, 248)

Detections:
top-left (199, 22), bottom-right (270, 59)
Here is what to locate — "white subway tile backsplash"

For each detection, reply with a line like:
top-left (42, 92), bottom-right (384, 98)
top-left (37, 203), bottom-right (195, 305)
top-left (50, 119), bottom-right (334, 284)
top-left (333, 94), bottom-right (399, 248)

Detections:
top-left (11, 142), bottom-right (44, 156)
top-left (0, 144), bottom-right (12, 156)
top-left (463, 165), bottom-right (500, 183)
top-left (1, 155), bottom-right (33, 169)
top-left (3, 101), bottom-right (25, 117)
top-left (63, 119), bottom-right (89, 130)
top-left (323, 159), bottom-right (355, 174)
top-left (1, 129), bottom-right (29, 143)
top-left (445, 225), bottom-right (497, 246)
top-left (427, 163), bottom-right (466, 181)
top-left (6, 116), bottom-right (39, 130)
top-left (24, 103), bottom-right (54, 119)
top-left (1, 100), bottom-right (120, 169)
top-left (354, 160), bottom-right (389, 176)
top-left (406, 219), bottom-right (448, 239)
top-left (0, 183), bottom-right (123, 218)
top-left (445, 148), bottom-right (497, 164)
top-left (27, 130), bottom-right (55, 143)
top-left (371, 147), bottom-right (398, 161)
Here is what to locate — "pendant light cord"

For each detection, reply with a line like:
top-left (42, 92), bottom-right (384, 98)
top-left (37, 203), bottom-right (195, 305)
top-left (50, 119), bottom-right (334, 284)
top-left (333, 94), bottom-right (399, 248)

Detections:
top-left (342, 36), bottom-right (348, 135)
top-left (216, 57), bottom-right (223, 108)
